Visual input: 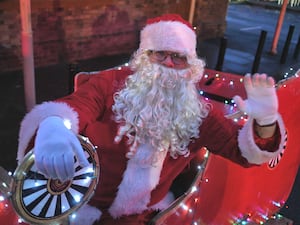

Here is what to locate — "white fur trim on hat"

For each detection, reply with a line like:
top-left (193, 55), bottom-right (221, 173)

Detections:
top-left (17, 101), bottom-right (79, 163)
top-left (238, 114), bottom-right (286, 164)
top-left (139, 20), bottom-right (197, 56)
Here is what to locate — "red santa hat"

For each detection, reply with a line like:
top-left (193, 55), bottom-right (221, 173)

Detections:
top-left (139, 14), bottom-right (197, 56)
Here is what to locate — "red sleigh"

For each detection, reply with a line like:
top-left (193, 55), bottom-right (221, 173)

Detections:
top-left (0, 67), bottom-right (299, 225)
top-left (150, 69), bottom-right (300, 225)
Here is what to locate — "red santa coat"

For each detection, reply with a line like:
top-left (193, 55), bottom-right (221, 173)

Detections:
top-left (17, 67), bottom-right (286, 225)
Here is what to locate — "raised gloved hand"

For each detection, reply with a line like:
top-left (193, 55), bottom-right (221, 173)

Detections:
top-left (34, 116), bottom-right (89, 181)
top-left (233, 73), bottom-right (278, 125)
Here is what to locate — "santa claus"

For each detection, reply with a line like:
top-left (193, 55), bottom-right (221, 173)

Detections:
top-left (16, 14), bottom-right (286, 225)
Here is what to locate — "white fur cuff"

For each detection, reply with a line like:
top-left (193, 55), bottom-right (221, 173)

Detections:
top-left (238, 114), bottom-right (286, 164)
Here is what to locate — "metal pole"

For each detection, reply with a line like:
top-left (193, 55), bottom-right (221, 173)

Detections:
top-left (280, 24), bottom-right (295, 64)
top-left (215, 37), bottom-right (227, 71)
top-left (252, 30), bottom-right (267, 74)
top-left (293, 35), bottom-right (300, 60)
top-left (20, 0), bottom-right (36, 111)
top-left (270, 0), bottom-right (288, 54)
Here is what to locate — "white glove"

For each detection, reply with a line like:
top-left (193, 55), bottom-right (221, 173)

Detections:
top-left (34, 116), bottom-right (89, 181)
top-left (233, 73), bottom-right (278, 125)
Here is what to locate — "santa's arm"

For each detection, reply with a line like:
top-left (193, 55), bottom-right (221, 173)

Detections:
top-left (233, 73), bottom-right (278, 131)
top-left (237, 115), bottom-right (285, 165)
top-left (233, 73), bottom-right (285, 164)
top-left (17, 101), bottom-right (80, 162)
top-left (254, 120), bottom-right (276, 138)
top-left (17, 70), bottom-right (117, 161)
top-left (17, 71), bottom-right (117, 181)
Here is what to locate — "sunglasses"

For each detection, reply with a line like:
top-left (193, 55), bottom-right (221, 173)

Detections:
top-left (147, 50), bottom-right (188, 66)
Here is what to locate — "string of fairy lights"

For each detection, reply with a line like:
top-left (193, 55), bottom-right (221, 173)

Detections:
top-left (0, 65), bottom-right (299, 224)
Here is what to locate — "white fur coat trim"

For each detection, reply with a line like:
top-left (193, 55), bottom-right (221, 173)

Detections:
top-left (72, 191), bottom-right (174, 225)
top-left (109, 149), bottom-right (169, 218)
top-left (70, 204), bottom-right (102, 225)
top-left (149, 191), bottom-right (175, 211)
top-left (17, 101), bottom-right (79, 163)
top-left (238, 114), bottom-right (286, 164)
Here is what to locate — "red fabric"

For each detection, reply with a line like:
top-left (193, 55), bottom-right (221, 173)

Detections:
top-left (194, 77), bottom-right (300, 224)
top-left (56, 68), bottom-right (281, 224)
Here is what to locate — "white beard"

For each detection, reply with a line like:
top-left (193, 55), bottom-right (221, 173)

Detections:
top-left (112, 53), bottom-right (209, 162)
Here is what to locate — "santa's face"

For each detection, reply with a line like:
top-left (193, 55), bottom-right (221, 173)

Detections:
top-left (112, 51), bottom-right (208, 159)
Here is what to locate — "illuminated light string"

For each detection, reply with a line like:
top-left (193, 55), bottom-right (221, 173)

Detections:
top-left (0, 66), bottom-right (298, 224)
top-left (199, 72), bottom-right (245, 123)
top-left (199, 67), bottom-right (299, 124)
top-left (277, 67), bottom-right (300, 88)
top-left (177, 68), bottom-right (298, 224)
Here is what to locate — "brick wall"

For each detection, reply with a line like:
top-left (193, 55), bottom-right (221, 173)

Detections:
top-left (0, 0), bottom-right (228, 73)
top-left (195, 0), bottom-right (229, 40)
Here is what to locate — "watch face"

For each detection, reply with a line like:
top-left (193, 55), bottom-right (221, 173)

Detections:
top-left (11, 135), bottom-right (100, 225)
